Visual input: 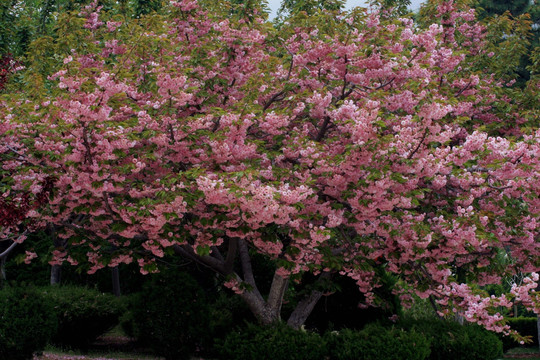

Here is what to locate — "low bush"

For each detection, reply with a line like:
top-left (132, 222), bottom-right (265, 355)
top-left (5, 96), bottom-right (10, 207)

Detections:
top-left (0, 285), bottom-right (57, 360)
top-left (42, 285), bottom-right (124, 350)
top-left (464, 324), bottom-right (504, 360)
top-left (119, 294), bottom-right (137, 339)
top-left (326, 323), bottom-right (430, 360)
top-left (130, 270), bottom-right (210, 360)
top-left (201, 291), bottom-right (256, 357)
top-left (218, 322), bottom-right (327, 360)
top-left (398, 317), bottom-right (503, 360)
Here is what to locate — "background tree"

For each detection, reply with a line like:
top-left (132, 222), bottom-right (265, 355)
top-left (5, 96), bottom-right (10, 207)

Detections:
top-left (475, 0), bottom-right (540, 86)
top-left (477, 0), bottom-right (530, 18)
top-left (277, 0), bottom-right (345, 17)
top-left (370, 0), bottom-right (412, 17)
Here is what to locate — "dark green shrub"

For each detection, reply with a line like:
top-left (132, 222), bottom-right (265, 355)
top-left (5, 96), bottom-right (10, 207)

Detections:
top-left (464, 324), bottom-right (504, 360)
top-left (502, 317), bottom-right (539, 350)
top-left (398, 318), bottom-right (466, 360)
top-left (201, 291), bottom-right (256, 357)
top-left (0, 285), bottom-right (57, 360)
top-left (130, 270), bottom-right (210, 360)
top-left (326, 323), bottom-right (430, 360)
top-left (42, 285), bottom-right (124, 350)
top-left (398, 318), bottom-right (503, 360)
top-left (119, 294), bottom-right (137, 338)
top-left (218, 322), bottom-right (327, 360)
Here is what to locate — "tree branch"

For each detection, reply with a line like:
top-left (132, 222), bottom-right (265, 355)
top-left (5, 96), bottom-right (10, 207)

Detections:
top-left (429, 295), bottom-right (443, 319)
top-left (287, 272), bottom-right (332, 329)
top-left (408, 128), bottom-right (429, 159)
top-left (0, 241), bottom-right (17, 260)
top-left (263, 90), bottom-right (285, 112)
top-left (315, 116), bottom-right (331, 142)
top-left (173, 244), bottom-right (226, 275)
top-left (238, 239), bottom-right (257, 288)
top-left (223, 237), bottom-right (238, 274)
top-left (267, 272), bottom-right (289, 316)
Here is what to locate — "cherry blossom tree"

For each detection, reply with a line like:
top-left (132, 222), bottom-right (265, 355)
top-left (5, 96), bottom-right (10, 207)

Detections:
top-left (1, 0), bottom-right (539, 332)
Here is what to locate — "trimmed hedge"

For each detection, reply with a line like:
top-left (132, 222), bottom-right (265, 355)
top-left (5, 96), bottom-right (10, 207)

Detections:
top-left (219, 322), bottom-right (430, 360)
top-left (0, 285), bottom-right (57, 360)
top-left (502, 317), bottom-right (539, 350)
top-left (42, 285), bottom-right (124, 350)
top-left (397, 318), bottom-right (503, 360)
top-left (218, 322), bottom-right (327, 360)
top-left (326, 323), bottom-right (430, 360)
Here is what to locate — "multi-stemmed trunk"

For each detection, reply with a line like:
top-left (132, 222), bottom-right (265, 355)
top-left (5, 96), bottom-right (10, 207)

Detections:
top-left (173, 238), bottom-right (327, 329)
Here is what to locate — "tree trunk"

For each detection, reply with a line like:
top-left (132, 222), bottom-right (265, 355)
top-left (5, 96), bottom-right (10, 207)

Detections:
top-left (237, 273), bottom-right (288, 326)
top-left (455, 312), bottom-right (464, 325)
top-left (238, 286), bottom-right (281, 325)
top-left (267, 273), bottom-right (289, 319)
top-left (0, 257), bottom-right (6, 286)
top-left (50, 264), bottom-right (61, 285)
top-left (49, 224), bottom-right (64, 285)
top-left (258, 306), bottom-right (283, 325)
top-left (111, 266), bottom-right (121, 297)
top-left (287, 289), bottom-right (324, 329)
top-left (287, 272), bottom-right (332, 329)
top-left (0, 241), bottom-right (17, 287)
top-left (537, 315), bottom-right (540, 353)
top-left (173, 241), bottom-right (324, 328)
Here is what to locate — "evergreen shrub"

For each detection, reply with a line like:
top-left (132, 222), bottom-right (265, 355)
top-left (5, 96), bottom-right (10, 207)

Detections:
top-left (0, 285), bottom-right (57, 360)
top-left (42, 285), bottom-right (124, 350)
top-left (500, 317), bottom-right (538, 351)
top-left (326, 323), bottom-right (430, 360)
top-left (398, 317), bottom-right (503, 360)
top-left (130, 270), bottom-right (210, 360)
top-left (218, 321), bottom-right (327, 360)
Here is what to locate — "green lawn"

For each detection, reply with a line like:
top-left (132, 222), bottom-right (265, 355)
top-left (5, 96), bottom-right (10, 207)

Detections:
top-left (502, 346), bottom-right (540, 359)
top-left (36, 349), bottom-right (163, 360)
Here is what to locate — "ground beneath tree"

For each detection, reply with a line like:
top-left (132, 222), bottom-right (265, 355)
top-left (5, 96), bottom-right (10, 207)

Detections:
top-left (503, 347), bottom-right (540, 360)
top-left (505, 354), bottom-right (540, 359)
top-left (34, 334), bottom-right (165, 360)
top-left (35, 334), bottom-right (537, 360)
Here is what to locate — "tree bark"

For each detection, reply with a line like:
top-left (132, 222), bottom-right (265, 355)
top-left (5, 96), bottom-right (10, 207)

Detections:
top-left (537, 315), bottom-right (540, 353)
top-left (172, 241), bottom-right (325, 328)
top-left (455, 312), bottom-right (464, 325)
top-left (238, 239), bottom-right (257, 288)
top-left (50, 264), bottom-right (61, 285)
top-left (266, 273), bottom-right (289, 321)
top-left (0, 240), bottom-right (16, 286)
top-left (0, 241), bottom-right (17, 260)
top-left (0, 257), bottom-right (6, 285)
top-left (287, 272), bottom-right (331, 329)
top-left (287, 289), bottom-right (324, 329)
top-left (49, 224), bottom-right (64, 285)
top-left (111, 266), bottom-right (121, 297)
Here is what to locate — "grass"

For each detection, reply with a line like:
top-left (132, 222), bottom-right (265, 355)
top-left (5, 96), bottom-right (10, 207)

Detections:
top-left (501, 347), bottom-right (540, 360)
top-left (35, 347), bottom-right (164, 360)
top-left (33, 326), bottom-right (165, 360)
